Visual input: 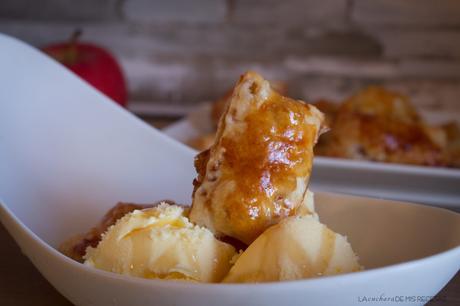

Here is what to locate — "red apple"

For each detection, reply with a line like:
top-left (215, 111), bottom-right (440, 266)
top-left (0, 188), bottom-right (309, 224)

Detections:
top-left (42, 30), bottom-right (127, 107)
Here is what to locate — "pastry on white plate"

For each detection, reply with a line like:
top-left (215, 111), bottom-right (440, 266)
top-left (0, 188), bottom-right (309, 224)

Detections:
top-left (189, 71), bottom-right (325, 245)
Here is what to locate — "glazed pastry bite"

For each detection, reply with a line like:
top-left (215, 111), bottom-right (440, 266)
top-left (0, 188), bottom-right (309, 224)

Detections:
top-left (186, 81), bottom-right (289, 152)
top-left (210, 80), bottom-right (288, 128)
top-left (315, 86), bottom-right (449, 167)
top-left (189, 71), bottom-right (325, 245)
top-left (440, 121), bottom-right (460, 167)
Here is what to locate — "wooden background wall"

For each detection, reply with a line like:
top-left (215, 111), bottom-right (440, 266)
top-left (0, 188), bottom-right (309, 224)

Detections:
top-left (1, 0), bottom-right (460, 115)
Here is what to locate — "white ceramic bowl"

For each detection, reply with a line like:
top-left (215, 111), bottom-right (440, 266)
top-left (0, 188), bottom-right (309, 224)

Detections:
top-left (1, 34), bottom-right (459, 306)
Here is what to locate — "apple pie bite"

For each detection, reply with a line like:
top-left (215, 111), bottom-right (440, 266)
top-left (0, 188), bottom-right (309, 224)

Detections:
top-left (188, 81), bottom-right (289, 152)
top-left (314, 86), bottom-right (449, 167)
top-left (210, 80), bottom-right (288, 128)
top-left (189, 71), bottom-right (325, 245)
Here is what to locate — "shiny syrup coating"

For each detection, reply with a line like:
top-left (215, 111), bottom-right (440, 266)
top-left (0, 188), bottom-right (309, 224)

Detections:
top-left (219, 92), bottom-right (318, 242)
top-left (315, 86), bottom-right (447, 166)
top-left (357, 114), bottom-right (444, 165)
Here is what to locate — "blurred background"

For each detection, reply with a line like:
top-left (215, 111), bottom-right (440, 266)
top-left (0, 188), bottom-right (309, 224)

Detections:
top-left (1, 0), bottom-right (460, 117)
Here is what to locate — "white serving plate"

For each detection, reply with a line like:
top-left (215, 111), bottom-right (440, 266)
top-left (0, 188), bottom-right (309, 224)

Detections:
top-left (1, 33), bottom-right (460, 306)
top-left (163, 104), bottom-right (460, 208)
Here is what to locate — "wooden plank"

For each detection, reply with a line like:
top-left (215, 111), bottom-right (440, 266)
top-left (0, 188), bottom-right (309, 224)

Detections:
top-left (352, 0), bottom-right (460, 27)
top-left (0, 0), bottom-right (118, 21)
top-left (368, 29), bottom-right (460, 58)
top-left (231, 0), bottom-right (348, 28)
top-left (123, 0), bottom-right (227, 24)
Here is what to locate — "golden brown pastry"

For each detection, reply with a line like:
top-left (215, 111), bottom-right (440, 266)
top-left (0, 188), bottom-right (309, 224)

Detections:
top-left (188, 81), bottom-right (288, 152)
top-left (210, 80), bottom-right (288, 128)
top-left (441, 121), bottom-right (460, 167)
top-left (189, 71), bottom-right (325, 245)
top-left (315, 86), bottom-right (448, 167)
top-left (210, 89), bottom-right (233, 128)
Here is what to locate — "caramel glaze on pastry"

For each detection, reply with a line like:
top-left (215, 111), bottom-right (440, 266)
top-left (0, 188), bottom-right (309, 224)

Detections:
top-left (189, 81), bottom-right (288, 152)
top-left (314, 86), bottom-right (449, 167)
top-left (210, 81), bottom-right (288, 128)
top-left (189, 71), bottom-right (325, 245)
